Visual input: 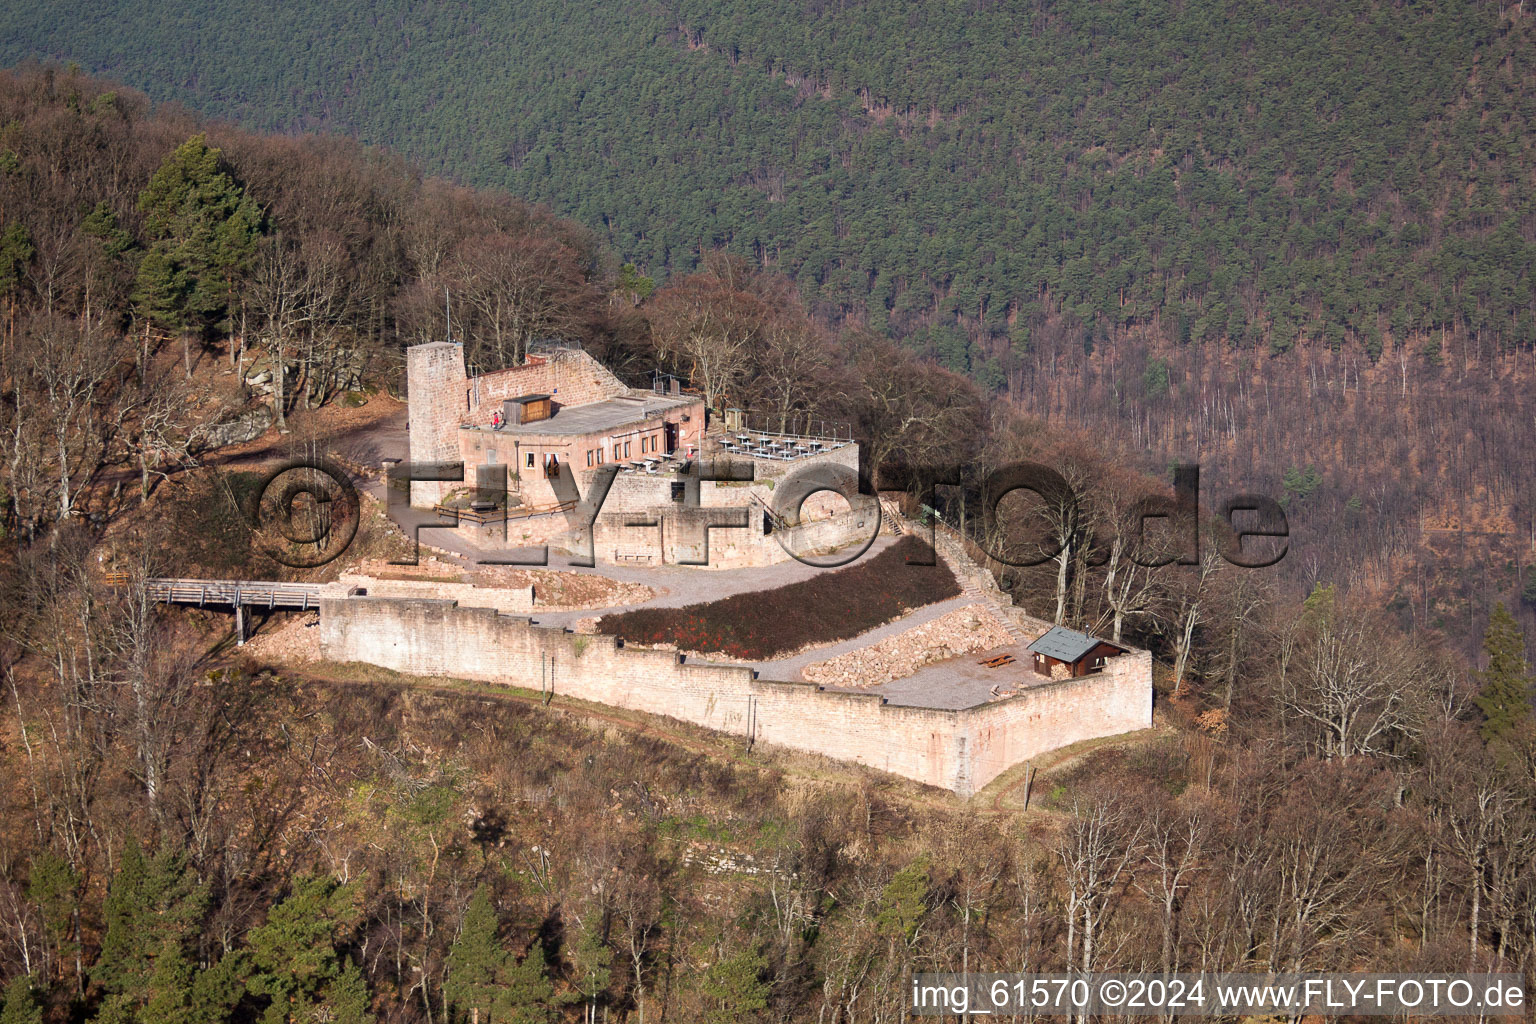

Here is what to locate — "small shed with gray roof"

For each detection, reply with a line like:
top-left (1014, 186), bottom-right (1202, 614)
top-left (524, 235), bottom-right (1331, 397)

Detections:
top-left (1026, 625), bottom-right (1127, 678)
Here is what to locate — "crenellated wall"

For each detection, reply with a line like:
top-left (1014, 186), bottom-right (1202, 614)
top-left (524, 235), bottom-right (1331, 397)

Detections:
top-left (318, 596), bottom-right (1152, 796)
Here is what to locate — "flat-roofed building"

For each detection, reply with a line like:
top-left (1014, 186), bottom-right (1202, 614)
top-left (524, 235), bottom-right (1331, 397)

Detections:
top-left (407, 340), bottom-right (704, 509)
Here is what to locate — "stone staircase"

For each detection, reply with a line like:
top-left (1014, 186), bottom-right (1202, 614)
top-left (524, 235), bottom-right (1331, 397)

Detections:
top-left (875, 498), bottom-right (1050, 644)
top-left (920, 516), bottom-right (1045, 644)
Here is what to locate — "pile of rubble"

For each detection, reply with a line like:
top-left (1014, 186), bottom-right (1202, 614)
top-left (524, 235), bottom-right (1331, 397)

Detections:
top-left (803, 604), bottom-right (1015, 687)
top-left (238, 610), bottom-right (323, 663)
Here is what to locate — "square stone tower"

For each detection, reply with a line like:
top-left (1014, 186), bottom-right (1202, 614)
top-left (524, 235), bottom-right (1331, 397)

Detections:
top-left (407, 342), bottom-right (468, 506)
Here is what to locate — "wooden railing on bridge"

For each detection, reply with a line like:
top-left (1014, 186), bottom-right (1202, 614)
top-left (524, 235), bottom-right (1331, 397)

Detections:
top-left (431, 500), bottom-right (577, 526)
top-left (104, 575), bottom-right (334, 644)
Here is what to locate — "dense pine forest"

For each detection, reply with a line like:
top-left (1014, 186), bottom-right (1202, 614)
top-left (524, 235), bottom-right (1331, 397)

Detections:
top-left (3, 0), bottom-right (1534, 378)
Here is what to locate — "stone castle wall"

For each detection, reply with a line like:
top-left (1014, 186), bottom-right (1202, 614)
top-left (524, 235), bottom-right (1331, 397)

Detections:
top-left (589, 444), bottom-right (872, 568)
top-left (336, 572), bottom-right (535, 614)
top-left (469, 347), bottom-right (629, 412)
top-left (409, 343), bottom-right (640, 507)
top-left (319, 596), bottom-right (1151, 796)
top-left (406, 343), bottom-right (471, 506)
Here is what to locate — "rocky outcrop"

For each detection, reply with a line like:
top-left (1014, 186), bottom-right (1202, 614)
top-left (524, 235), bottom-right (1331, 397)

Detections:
top-left (204, 405), bottom-right (275, 447)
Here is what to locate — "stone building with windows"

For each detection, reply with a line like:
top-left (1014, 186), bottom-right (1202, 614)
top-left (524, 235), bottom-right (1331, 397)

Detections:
top-left (405, 341), bottom-right (869, 567)
top-left (407, 340), bottom-right (706, 509)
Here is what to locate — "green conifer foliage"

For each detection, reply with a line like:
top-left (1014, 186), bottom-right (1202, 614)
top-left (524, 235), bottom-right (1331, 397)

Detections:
top-left (133, 134), bottom-right (261, 334)
top-left (567, 912), bottom-right (613, 1023)
top-left (503, 941), bottom-right (556, 1024)
top-left (699, 942), bottom-right (769, 1024)
top-left (26, 850), bottom-right (80, 972)
top-left (246, 873), bottom-right (372, 1024)
top-left (0, 975), bottom-right (43, 1024)
top-left (1474, 603), bottom-right (1535, 744)
top-left (876, 858), bottom-right (931, 945)
top-left (444, 887), bottom-right (557, 1024)
top-left (445, 887), bottom-right (512, 1022)
top-left (92, 842), bottom-right (207, 1005)
top-left (141, 936), bottom-right (198, 1024)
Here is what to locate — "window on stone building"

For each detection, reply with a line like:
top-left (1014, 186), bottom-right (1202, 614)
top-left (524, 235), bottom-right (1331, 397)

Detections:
top-left (526, 452), bottom-right (535, 469)
top-left (624, 440), bottom-right (631, 458)
top-left (587, 450), bottom-right (594, 467)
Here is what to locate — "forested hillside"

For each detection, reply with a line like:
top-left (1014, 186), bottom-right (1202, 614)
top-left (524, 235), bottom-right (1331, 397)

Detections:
top-left (5, 0), bottom-right (1533, 378)
top-left (1, 65), bottom-right (1536, 1024)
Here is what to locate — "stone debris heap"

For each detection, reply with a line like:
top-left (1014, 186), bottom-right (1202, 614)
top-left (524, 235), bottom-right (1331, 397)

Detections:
top-left (802, 604), bottom-right (1016, 687)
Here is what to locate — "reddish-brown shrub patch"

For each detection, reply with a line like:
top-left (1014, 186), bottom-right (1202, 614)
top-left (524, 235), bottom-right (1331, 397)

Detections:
top-left (596, 536), bottom-right (959, 659)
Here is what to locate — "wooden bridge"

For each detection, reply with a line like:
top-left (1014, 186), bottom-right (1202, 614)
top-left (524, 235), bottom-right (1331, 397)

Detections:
top-left (106, 574), bottom-right (333, 644)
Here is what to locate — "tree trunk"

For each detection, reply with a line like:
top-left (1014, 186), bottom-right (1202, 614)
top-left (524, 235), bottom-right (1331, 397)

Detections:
top-left (1172, 601), bottom-right (1198, 695)
top-left (1054, 543), bottom-right (1071, 624)
top-left (272, 340), bottom-right (287, 429)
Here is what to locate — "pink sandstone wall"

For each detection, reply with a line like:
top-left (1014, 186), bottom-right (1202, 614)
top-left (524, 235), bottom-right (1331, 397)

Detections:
top-left (407, 343), bottom-right (471, 505)
top-left (318, 596), bottom-right (1152, 796)
top-left (469, 347), bottom-right (629, 411)
top-left (336, 573), bottom-right (535, 614)
top-left (462, 398), bottom-right (706, 510)
top-left (409, 342), bottom-right (657, 508)
top-left (962, 649), bottom-right (1153, 793)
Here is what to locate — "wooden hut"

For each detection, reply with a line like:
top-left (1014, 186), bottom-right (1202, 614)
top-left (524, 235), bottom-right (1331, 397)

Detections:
top-left (1026, 625), bottom-right (1127, 679)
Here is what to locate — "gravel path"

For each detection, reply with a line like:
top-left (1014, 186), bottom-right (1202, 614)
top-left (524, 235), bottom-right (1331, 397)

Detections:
top-left (859, 640), bottom-right (1045, 709)
top-left (527, 536), bottom-right (901, 629)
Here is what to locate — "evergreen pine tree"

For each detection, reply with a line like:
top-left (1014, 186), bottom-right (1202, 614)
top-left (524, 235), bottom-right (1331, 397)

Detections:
top-left (444, 888), bottom-right (556, 1024)
top-left (0, 222), bottom-right (33, 302)
top-left (130, 248), bottom-right (189, 332)
top-left (0, 975), bottom-right (43, 1024)
top-left (1474, 603), bottom-right (1535, 744)
top-left (324, 958), bottom-right (375, 1024)
top-left (86, 996), bottom-right (134, 1024)
top-left (247, 873), bottom-right (367, 1024)
top-left (135, 134), bottom-right (261, 334)
top-left (875, 858), bottom-right (931, 945)
top-left (81, 202), bottom-right (132, 259)
top-left (27, 851), bottom-right (80, 979)
top-left (186, 950), bottom-right (246, 1024)
top-left (567, 913), bottom-right (612, 1024)
top-left (502, 941), bottom-right (556, 1024)
top-left (92, 842), bottom-right (206, 1004)
top-left (444, 886), bottom-right (516, 1023)
top-left (141, 936), bottom-right (198, 1024)
top-left (699, 941), bottom-right (769, 1024)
